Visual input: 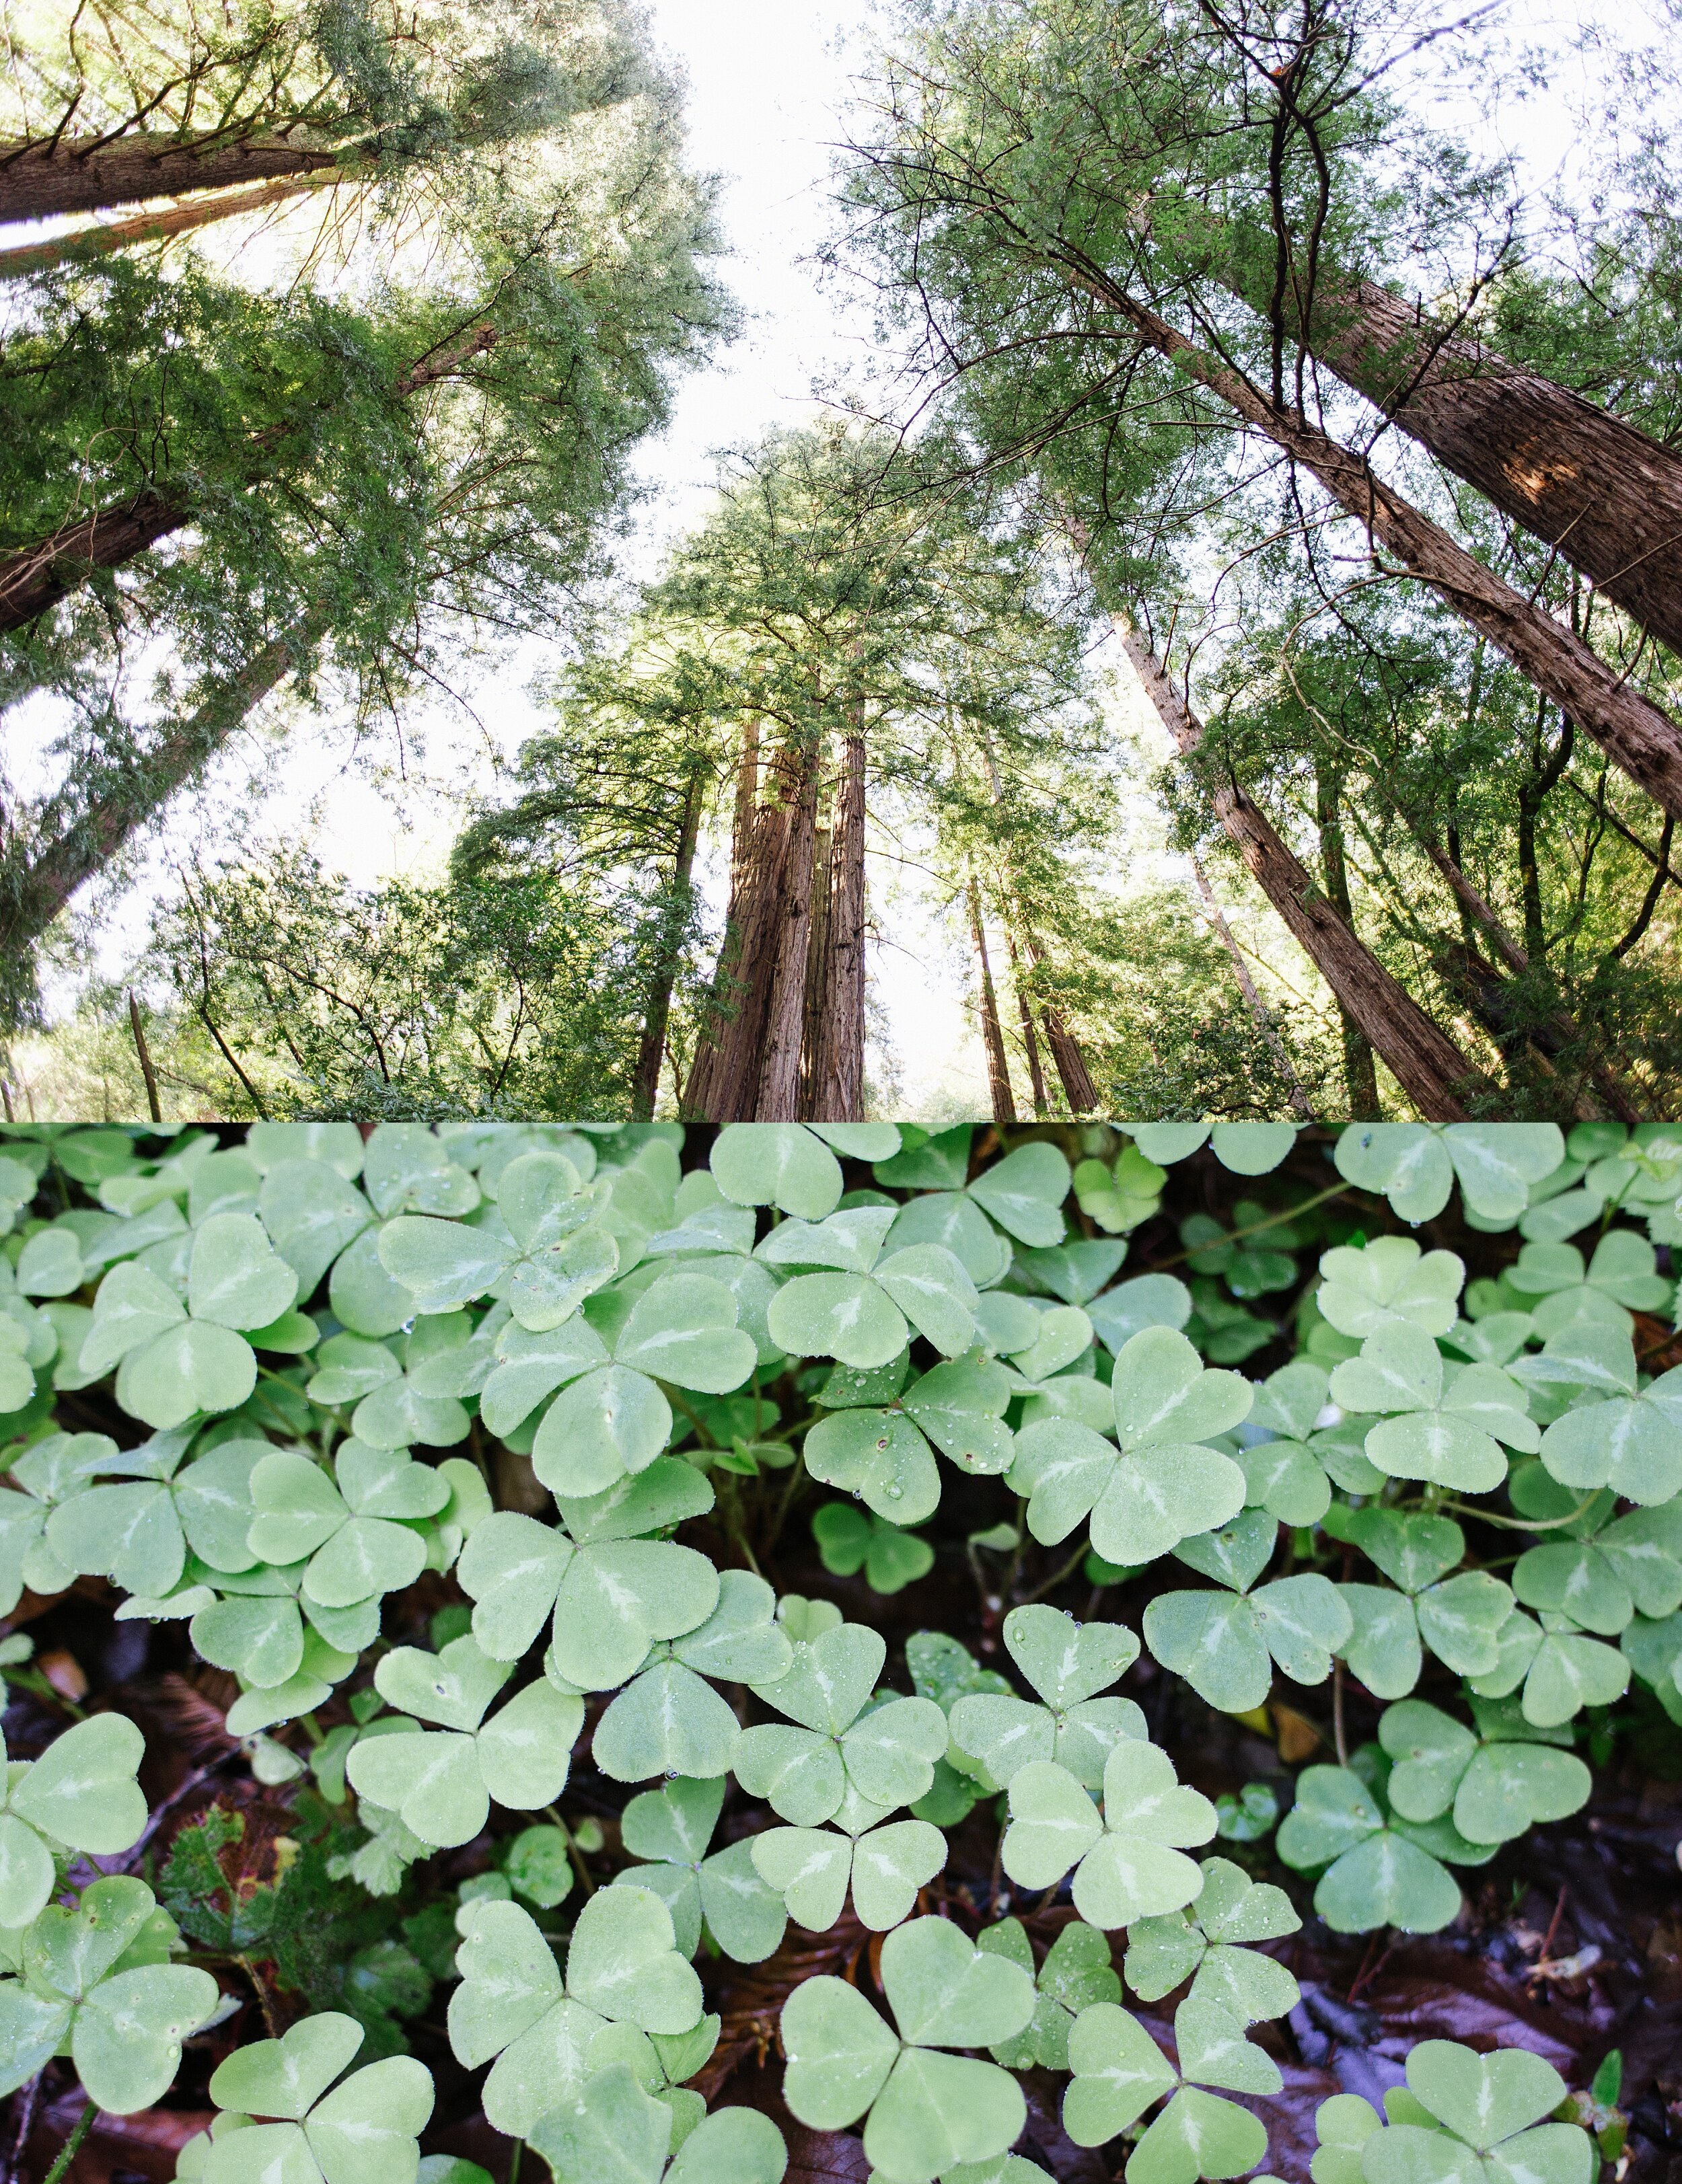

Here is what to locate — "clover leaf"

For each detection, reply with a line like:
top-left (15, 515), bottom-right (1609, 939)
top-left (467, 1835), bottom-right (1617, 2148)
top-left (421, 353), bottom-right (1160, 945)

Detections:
top-left (1378, 1697), bottom-right (1590, 1845)
top-left (83, 1212), bottom-right (303, 1428)
top-left (978, 1917), bottom-right (1121, 2070)
top-left (734, 1620), bottom-right (947, 1825)
top-left (1506, 1232), bottom-right (1672, 1337)
top-left (1274, 1761), bottom-right (1488, 1934)
top-left (520, 1273), bottom-right (758, 1496)
top-left (1536, 1361), bottom-right (1682, 1507)
top-left (0, 1712), bottom-right (149, 1928)
top-left (376, 1150), bottom-right (614, 1331)
top-left (528, 2062), bottom-right (788, 2184)
top-left (1361, 2040), bottom-right (1592, 2184)
top-left (256, 1156), bottom-right (375, 1297)
top-left (614, 1776), bottom-right (787, 1961)
top-left (1009, 1328), bottom-right (1251, 1567)
top-left (1328, 1507), bottom-right (1514, 1698)
top-left (949, 1603), bottom-right (1142, 1789)
top-left (592, 1569), bottom-right (793, 1780)
top-left (1074, 1144), bottom-right (1169, 1234)
top-left (1328, 1324), bottom-right (1537, 1493)
top-left (1464, 1603), bottom-right (1632, 1727)
top-left (344, 1634), bottom-right (583, 1847)
top-left (781, 1915), bottom-right (1035, 2184)
top-left (904, 1630), bottom-right (1014, 1823)
top-left (1315, 1239), bottom-right (1465, 1340)
top-left (1143, 1509), bottom-right (1351, 1715)
top-left (1335, 1125), bottom-right (1564, 1226)
top-left (760, 1206), bottom-right (980, 1367)
top-left (751, 1784), bottom-right (947, 1932)
top-left (448, 1887), bottom-right (703, 2134)
top-left (248, 1441), bottom-right (449, 1610)
top-left (0, 1875), bottom-right (218, 2111)
top-left (1060, 1997), bottom-right (1276, 2181)
top-left (1001, 1739), bottom-right (1216, 1928)
top-left (812, 1502), bottom-right (936, 1594)
top-left (191, 2008), bottom-right (434, 2184)
top-left (456, 1460), bottom-right (719, 1686)
top-left (40, 1430), bottom-right (262, 1603)
top-left (1124, 1856), bottom-right (1301, 2024)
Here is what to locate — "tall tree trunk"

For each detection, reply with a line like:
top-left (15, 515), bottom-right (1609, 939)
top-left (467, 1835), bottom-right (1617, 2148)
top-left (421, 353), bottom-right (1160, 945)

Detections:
top-left (1314, 765), bottom-right (1381, 1118)
top-left (684, 789), bottom-right (790, 1123)
top-left (1064, 268), bottom-right (1682, 818)
top-left (967, 873), bottom-right (1018, 1125)
top-left (1518, 705), bottom-right (1574, 961)
top-left (0, 135), bottom-right (351, 223)
top-left (756, 743), bottom-right (821, 1121)
top-left (0, 176), bottom-right (331, 281)
top-left (1121, 629), bottom-right (1482, 1120)
top-left (800, 824), bottom-right (834, 1117)
top-left (1017, 925), bottom-right (1099, 1113)
top-left (0, 491), bottom-right (190, 632)
top-left (0, 623), bottom-right (314, 969)
top-left (808, 730), bottom-right (868, 1121)
top-left (685, 720), bottom-right (762, 1121)
top-left (1004, 926), bottom-right (1049, 1115)
top-left (630, 776), bottom-right (702, 1123)
top-left (1189, 854), bottom-right (1316, 1120)
top-left (1210, 252), bottom-right (1682, 659)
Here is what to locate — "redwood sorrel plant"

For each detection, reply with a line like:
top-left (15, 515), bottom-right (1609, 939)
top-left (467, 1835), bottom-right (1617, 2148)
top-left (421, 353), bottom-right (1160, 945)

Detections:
top-left (2, 1118), bottom-right (1677, 2184)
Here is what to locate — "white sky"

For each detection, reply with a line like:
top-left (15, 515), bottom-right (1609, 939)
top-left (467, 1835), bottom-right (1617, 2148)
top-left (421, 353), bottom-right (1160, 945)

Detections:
top-left (7, 0), bottom-right (1650, 1117)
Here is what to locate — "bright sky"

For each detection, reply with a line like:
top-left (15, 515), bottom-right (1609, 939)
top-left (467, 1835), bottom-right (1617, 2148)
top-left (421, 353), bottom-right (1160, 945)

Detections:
top-left (9, 0), bottom-right (1648, 1117)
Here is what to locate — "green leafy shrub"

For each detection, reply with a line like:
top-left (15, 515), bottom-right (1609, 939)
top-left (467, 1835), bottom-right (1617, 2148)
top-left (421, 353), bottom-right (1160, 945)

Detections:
top-left (1, 1117), bottom-right (1676, 2182)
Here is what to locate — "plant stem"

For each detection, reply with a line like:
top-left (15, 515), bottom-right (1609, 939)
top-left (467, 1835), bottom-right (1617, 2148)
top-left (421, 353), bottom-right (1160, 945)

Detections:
top-left (40, 2103), bottom-right (94, 2184)
top-left (1333, 1659), bottom-right (1350, 1768)
top-left (1, 2070), bottom-right (43, 2184)
top-left (1150, 1180), bottom-right (1356, 1269)
top-left (1436, 1492), bottom-right (1603, 1532)
top-left (1019, 1536), bottom-right (1092, 1606)
top-left (544, 1807), bottom-right (595, 1897)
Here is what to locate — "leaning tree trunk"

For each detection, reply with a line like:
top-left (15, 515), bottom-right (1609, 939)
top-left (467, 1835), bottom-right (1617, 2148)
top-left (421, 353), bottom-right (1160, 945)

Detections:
top-left (0, 491), bottom-right (191, 632)
top-left (0, 134), bottom-right (351, 223)
top-left (1064, 266), bottom-right (1682, 819)
top-left (629, 777), bottom-right (702, 1122)
top-left (807, 730), bottom-right (868, 1121)
top-left (1212, 252), bottom-right (1682, 660)
top-left (1017, 923), bottom-right (1100, 1114)
top-left (1315, 765), bottom-right (1382, 1119)
top-left (1003, 926), bottom-right (1050, 1115)
top-left (967, 873), bottom-right (1018, 1125)
top-left (1, 622), bottom-right (316, 967)
top-left (0, 176), bottom-right (333, 282)
top-left (757, 745), bottom-right (821, 1121)
top-left (1120, 630), bottom-right (1482, 1121)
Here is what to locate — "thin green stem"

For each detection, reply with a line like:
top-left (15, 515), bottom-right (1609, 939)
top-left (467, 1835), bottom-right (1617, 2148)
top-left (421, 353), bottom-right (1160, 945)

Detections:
top-left (1150, 1180), bottom-right (1356, 1269)
top-left (42, 2104), bottom-right (94, 2184)
top-left (544, 1806), bottom-right (595, 1897)
top-left (1020, 1534), bottom-right (1092, 1605)
top-left (1435, 1492), bottom-right (1603, 1532)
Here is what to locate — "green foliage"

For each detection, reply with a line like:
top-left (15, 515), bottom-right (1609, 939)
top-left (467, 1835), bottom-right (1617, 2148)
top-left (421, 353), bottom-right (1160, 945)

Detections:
top-left (0, 1119), bottom-right (1668, 2178)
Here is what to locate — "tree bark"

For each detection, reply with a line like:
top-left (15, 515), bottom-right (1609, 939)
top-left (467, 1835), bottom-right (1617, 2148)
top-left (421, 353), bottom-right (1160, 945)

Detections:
top-left (801, 823), bottom-right (834, 1117)
top-left (967, 873), bottom-right (1018, 1125)
top-left (0, 490), bottom-right (190, 632)
top-left (1016, 924), bottom-right (1100, 1113)
top-left (1221, 258), bottom-right (1682, 659)
top-left (1314, 765), bottom-right (1381, 1118)
top-left (630, 775), bottom-right (702, 1122)
top-left (756, 743), bottom-right (820, 1121)
top-left (0, 134), bottom-right (349, 223)
top-left (1, 624), bottom-right (313, 966)
top-left (1188, 854), bottom-right (1316, 1120)
top-left (684, 792), bottom-right (789, 1123)
top-left (1004, 926), bottom-right (1050, 1115)
top-left (808, 730), bottom-right (868, 1121)
top-left (1121, 629), bottom-right (1481, 1120)
top-left (0, 175), bottom-right (331, 281)
top-left (1064, 268), bottom-right (1682, 819)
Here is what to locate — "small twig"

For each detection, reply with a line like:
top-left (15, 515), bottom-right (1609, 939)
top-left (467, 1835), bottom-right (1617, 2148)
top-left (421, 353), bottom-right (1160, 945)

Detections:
top-left (124, 1755), bottom-right (238, 1871)
top-left (1019, 1536), bottom-right (1093, 1606)
top-left (40, 2103), bottom-right (94, 2184)
top-left (1347, 1930), bottom-right (1392, 2002)
top-left (1, 2070), bottom-right (44, 2184)
top-left (237, 1954), bottom-right (281, 2039)
top-left (1539, 1884), bottom-right (1569, 1961)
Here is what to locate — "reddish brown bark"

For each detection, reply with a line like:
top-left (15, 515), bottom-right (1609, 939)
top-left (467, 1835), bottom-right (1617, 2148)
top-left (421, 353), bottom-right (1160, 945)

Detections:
top-left (1004, 926), bottom-right (1050, 1115)
top-left (1122, 630), bottom-right (1481, 1121)
top-left (807, 731), bottom-right (868, 1121)
top-left (1067, 268), bottom-right (1682, 819)
top-left (630, 775), bottom-right (702, 1121)
top-left (757, 746), bottom-right (820, 1121)
top-left (1250, 269), bottom-right (1682, 660)
top-left (1315, 766), bottom-right (1381, 1118)
top-left (0, 133), bottom-right (347, 223)
top-left (967, 874), bottom-right (1018, 1125)
top-left (1188, 853), bottom-right (1316, 1120)
top-left (0, 490), bottom-right (190, 632)
top-left (0, 174), bottom-right (330, 279)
